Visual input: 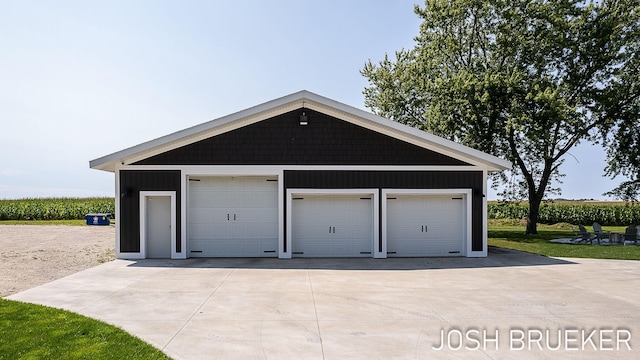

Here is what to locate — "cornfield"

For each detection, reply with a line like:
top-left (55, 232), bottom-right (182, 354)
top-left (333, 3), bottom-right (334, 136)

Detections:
top-left (488, 202), bottom-right (640, 226)
top-left (2, 198), bottom-right (638, 225)
top-left (0, 198), bottom-right (115, 221)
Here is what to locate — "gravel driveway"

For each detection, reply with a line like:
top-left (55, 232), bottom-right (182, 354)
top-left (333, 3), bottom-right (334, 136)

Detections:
top-left (0, 225), bottom-right (115, 297)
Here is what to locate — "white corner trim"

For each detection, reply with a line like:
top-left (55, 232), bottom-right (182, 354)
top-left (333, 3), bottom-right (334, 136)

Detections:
top-left (277, 169), bottom-right (287, 259)
top-left (180, 171), bottom-right (188, 259)
top-left (115, 168), bottom-right (121, 258)
top-left (481, 170), bottom-right (489, 257)
top-left (139, 191), bottom-right (177, 259)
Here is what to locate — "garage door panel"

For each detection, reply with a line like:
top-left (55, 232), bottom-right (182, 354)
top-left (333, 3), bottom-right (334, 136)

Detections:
top-left (188, 192), bottom-right (213, 208)
top-left (240, 239), bottom-right (277, 255)
top-left (291, 194), bottom-right (373, 257)
top-left (429, 238), bottom-right (462, 256)
top-left (243, 208), bottom-right (278, 222)
top-left (188, 223), bottom-right (210, 240)
top-left (293, 224), bottom-right (328, 240)
top-left (188, 176), bottom-right (278, 257)
top-left (331, 242), bottom-right (361, 256)
top-left (189, 208), bottom-right (215, 223)
top-left (332, 238), bottom-right (371, 255)
top-left (389, 239), bottom-right (427, 255)
top-left (387, 194), bottom-right (465, 257)
top-left (189, 239), bottom-right (227, 255)
top-left (294, 242), bottom-right (331, 256)
top-left (208, 209), bottom-right (230, 222)
top-left (251, 191), bottom-right (278, 208)
top-left (188, 222), bottom-right (230, 240)
top-left (193, 193), bottom-right (239, 209)
top-left (190, 238), bottom-right (277, 257)
top-left (243, 224), bottom-right (275, 238)
top-left (235, 221), bottom-right (278, 239)
top-left (339, 224), bottom-right (372, 240)
top-left (237, 192), bottom-right (257, 207)
top-left (221, 240), bottom-right (243, 256)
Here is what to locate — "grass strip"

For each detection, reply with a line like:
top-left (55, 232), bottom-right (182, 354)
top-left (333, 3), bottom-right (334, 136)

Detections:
top-left (488, 222), bottom-right (640, 260)
top-left (0, 299), bottom-right (170, 360)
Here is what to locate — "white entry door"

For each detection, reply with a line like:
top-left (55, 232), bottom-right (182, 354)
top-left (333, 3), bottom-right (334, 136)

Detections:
top-left (291, 194), bottom-right (373, 257)
top-left (386, 195), bottom-right (465, 256)
top-left (188, 176), bottom-right (278, 257)
top-left (146, 196), bottom-right (172, 258)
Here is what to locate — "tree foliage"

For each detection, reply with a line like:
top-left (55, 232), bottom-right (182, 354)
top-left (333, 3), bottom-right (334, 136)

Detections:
top-left (362, 0), bottom-right (640, 233)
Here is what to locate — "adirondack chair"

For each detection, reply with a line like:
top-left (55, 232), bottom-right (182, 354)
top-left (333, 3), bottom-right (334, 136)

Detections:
top-left (592, 222), bottom-right (609, 244)
top-left (624, 225), bottom-right (639, 245)
top-left (575, 224), bottom-right (597, 244)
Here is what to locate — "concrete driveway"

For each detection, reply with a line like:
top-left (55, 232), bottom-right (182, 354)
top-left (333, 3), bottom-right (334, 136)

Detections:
top-left (8, 249), bottom-right (640, 359)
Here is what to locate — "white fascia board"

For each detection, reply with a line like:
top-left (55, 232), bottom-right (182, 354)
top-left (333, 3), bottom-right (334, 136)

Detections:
top-left (117, 164), bottom-right (484, 174)
top-left (90, 90), bottom-right (512, 172)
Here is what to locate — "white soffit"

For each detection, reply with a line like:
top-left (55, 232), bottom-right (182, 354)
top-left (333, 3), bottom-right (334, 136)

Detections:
top-left (89, 90), bottom-right (512, 172)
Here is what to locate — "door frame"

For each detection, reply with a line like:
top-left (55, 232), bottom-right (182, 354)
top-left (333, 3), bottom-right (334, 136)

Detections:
top-left (381, 189), bottom-right (472, 258)
top-left (286, 188), bottom-right (380, 259)
top-left (140, 191), bottom-right (177, 259)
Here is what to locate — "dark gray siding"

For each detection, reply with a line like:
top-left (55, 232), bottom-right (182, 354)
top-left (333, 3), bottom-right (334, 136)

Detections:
top-left (119, 170), bottom-right (181, 253)
top-left (284, 170), bottom-right (484, 252)
top-left (134, 108), bottom-right (470, 166)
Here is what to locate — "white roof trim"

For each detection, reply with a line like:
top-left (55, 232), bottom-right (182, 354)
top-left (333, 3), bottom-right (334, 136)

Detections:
top-left (90, 90), bottom-right (512, 172)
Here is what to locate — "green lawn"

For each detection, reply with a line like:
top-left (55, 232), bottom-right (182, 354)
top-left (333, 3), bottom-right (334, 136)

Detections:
top-left (488, 221), bottom-right (640, 260)
top-left (0, 299), bottom-right (170, 360)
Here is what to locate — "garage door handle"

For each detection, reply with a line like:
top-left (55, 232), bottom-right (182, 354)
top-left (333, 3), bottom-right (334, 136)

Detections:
top-left (234, 214), bottom-right (236, 221)
top-left (421, 225), bottom-right (428, 232)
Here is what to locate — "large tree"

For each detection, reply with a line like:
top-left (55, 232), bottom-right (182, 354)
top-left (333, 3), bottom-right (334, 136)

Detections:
top-left (362, 0), bottom-right (640, 233)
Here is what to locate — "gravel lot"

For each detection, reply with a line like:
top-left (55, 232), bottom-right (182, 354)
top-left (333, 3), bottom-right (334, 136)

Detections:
top-left (0, 225), bottom-right (115, 297)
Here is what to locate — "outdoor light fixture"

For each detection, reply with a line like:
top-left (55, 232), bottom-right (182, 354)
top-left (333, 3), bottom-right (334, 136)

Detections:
top-left (299, 112), bottom-right (308, 125)
top-left (121, 187), bottom-right (134, 198)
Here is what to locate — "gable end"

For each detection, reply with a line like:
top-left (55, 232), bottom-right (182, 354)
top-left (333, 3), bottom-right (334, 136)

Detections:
top-left (134, 108), bottom-right (470, 166)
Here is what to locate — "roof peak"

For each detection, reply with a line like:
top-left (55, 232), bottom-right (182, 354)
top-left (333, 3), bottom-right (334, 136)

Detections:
top-left (90, 90), bottom-right (511, 172)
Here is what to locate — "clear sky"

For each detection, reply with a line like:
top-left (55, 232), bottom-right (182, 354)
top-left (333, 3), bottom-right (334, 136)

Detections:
top-left (0, 0), bottom-right (626, 200)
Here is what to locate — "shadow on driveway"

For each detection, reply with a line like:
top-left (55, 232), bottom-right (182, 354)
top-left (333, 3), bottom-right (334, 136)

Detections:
top-left (126, 247), bottom-right (575, 271)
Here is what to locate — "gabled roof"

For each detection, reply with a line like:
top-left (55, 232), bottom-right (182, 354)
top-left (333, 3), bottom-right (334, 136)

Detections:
top-left (89, 90), bottom-right (511, 172)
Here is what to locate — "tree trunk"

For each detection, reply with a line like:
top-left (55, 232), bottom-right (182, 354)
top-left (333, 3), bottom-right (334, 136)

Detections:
top-left (526, 194), bottom-right (543, 234)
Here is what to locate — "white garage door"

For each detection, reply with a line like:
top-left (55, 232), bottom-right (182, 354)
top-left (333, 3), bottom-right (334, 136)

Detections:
top-left (387, 195), bottom-right (465, 257)
top-left (291, 194), bottom-right (373, 257)
top-left (188, 177), bottom-right (278, 257)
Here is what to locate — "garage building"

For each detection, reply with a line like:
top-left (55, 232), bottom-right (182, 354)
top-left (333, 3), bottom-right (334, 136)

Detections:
top-left (90, 91), bottom-right (510, 259)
